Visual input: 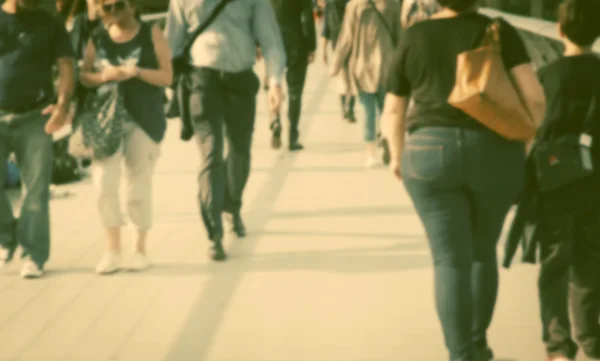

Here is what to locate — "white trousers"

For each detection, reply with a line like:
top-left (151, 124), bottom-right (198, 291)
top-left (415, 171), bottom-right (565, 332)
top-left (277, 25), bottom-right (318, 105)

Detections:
top-left (92, 121), bottom-right (160, 231)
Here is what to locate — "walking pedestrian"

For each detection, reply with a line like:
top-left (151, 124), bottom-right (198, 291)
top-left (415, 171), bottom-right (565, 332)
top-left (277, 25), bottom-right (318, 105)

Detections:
top-left (506, 1), bottom-right (600, 360)
top-left (79, 0), bottom-right (172, 274)
top-left (165, 0), bottom-right (286, 261)
top-left (266, 0), bottom-right (316, 151)
top-left (330, 0), bottom-right (401, 168)
top-left (383, 0), bottom-right (546, 359)
top-left (0, 0), bottom-right (75, 278)
top-left (322, 0), bottom-right (356, 123)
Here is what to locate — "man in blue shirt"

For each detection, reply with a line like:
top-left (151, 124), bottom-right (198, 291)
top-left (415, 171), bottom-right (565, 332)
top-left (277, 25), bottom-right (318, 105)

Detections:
top-left (165, 0), bottom-right (286, 261)
top-left (0, 0), bottom-right (75, 278)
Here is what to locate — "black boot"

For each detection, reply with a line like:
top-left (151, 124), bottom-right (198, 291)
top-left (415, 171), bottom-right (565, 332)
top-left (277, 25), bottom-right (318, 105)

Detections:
top-left (340, 95), bottom-right (347, 120)
top-left (209, 237), bottom-right (227, 261)
top-left (346, 95), bottom-right (356, 123)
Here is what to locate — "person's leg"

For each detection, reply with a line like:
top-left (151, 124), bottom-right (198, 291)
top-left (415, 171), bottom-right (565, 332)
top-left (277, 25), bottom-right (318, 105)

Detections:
top-left (286, 57), bottom-right (308, 150)
top-left (570, 212), bottom-right (600, 359)
top-left (537, 225), bottom-right (578, 361)
top-left (10, 111), bottom-right (53, 277)
top-left (357, 91), bottom-right (378, 166)
top-left (401, 128), bottom-right (475, 361)
top-left (0, 119), bottom-right (16, 267)
top-left (91, 140), bottom-right (125, 274)
top-left (264, 63), bottom-right (282, 149)
top-left (189, 69), bottom-right (227, 260)
top-left (222, 70), bottom-right (260, 238)
top-left (464, 129), bottom-right (526, 358)
top-left (122, 122), bottom-right (160, 271)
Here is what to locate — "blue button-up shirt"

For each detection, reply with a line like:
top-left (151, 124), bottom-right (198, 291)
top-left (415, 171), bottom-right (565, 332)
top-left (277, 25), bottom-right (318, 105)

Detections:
top-left (165, 0), bottom-right (286, 87)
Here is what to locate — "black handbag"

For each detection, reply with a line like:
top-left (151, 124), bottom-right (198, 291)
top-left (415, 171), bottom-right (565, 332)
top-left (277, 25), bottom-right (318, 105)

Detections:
top-left (165, 0), bottom-right (235, 141)
top-left (533, 96), bottom-right (597, 192)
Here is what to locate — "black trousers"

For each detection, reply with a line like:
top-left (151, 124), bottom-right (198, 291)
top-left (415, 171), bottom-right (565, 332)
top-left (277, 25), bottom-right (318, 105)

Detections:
top-left (265, 57), bottom-right (309, 143)
top-left (538, 210), bottom-right (600, 360)
top-left (188, 68), bottom-right (260, 241)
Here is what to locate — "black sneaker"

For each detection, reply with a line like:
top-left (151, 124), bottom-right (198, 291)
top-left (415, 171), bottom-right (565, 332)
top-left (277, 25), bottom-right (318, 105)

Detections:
top-left (270, 118), bottom-right (282, 149)
top-left (380, 137), bottom-right (391, 165)
top-left (289, 141), bottom-right (304, 151)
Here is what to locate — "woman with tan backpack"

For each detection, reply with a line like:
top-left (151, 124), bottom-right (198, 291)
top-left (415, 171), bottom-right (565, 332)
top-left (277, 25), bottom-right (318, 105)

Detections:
top-left (381, 0), bottom-right (545, 360)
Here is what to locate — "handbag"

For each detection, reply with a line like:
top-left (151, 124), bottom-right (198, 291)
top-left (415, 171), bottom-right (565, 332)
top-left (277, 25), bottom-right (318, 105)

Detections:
top-left (165, 0), bottom-right (235, 141)
top-left (533, 97), bottom-right (597, 192)
top-left (448, 19), bottom-right (536, 142)
top-left (69, 83), bottom-right (128, 160)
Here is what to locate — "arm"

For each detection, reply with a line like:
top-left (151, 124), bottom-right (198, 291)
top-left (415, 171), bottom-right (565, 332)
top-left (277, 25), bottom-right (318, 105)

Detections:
top-left (133, 25), bottom-right (173, 87)
top-left (382, 94), bottom-right (409, 164)
top-left (301, 0), bottom-right (317, 53)
top-left (329, 2), bottom-right (355, 76)
top-left (79, 39), bottom-right (105, 88)
top-left (253, 0), bottom-right (286, 88)
top-left (56, 57), bottom-right (75, 109)
top-left (164, 0), bottom-right (188, 59)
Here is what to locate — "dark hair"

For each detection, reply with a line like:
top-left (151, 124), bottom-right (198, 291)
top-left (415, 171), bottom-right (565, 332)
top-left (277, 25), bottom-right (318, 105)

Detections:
top-left (436, 0), bottom-right (478, 12)
top-left (558, 0), bottom-right (600, 47)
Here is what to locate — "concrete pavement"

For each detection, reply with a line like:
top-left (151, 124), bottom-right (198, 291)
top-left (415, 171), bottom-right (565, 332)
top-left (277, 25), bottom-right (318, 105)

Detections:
top-left (0, 57), bottom-right (581, 361)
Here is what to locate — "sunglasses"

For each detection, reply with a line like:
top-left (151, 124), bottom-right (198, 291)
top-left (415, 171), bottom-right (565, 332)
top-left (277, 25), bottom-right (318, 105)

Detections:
top-left (102, 1), bottom-right (126, 13)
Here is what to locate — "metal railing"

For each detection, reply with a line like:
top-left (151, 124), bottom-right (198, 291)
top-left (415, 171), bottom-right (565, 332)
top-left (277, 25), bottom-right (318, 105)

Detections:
top-left (140, 7), bottom-right (600, 69)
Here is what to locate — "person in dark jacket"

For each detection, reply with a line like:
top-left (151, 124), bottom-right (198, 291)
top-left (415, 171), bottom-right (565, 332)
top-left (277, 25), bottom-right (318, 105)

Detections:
top-left (322, 0), bottom-right (356, 123)
top-left (506, 1), bottom-right (600, 360)
top-left (265, 0), bottom-right (316, 151)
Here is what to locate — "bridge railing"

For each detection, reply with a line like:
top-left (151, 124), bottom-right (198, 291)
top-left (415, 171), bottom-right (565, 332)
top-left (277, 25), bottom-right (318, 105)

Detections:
top-left (141, 8), bottom-right (599, 69)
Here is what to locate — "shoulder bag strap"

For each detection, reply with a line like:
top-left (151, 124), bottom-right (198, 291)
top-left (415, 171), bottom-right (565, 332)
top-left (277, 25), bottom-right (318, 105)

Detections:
top-left (367, 0), bottom-right (397, 45)
top-left (181, 0), bottom-right (235, 58)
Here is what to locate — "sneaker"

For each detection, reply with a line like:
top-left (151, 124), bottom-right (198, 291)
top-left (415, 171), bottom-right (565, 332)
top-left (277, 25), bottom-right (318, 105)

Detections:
top-left (365, 156), bottom-right (382, 168)
top-left (127, 252), bottom-right (151, 272)
top-left (95, 251), bottom-right (121, 275)
top-left (20, 259), bottom-right (43, 279)
top-left (270, 118), bottom-right (282, 149)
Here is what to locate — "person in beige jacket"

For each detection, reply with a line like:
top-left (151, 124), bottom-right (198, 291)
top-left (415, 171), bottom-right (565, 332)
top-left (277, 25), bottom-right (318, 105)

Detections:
top-left (330, 0), bottom-right (401, 168)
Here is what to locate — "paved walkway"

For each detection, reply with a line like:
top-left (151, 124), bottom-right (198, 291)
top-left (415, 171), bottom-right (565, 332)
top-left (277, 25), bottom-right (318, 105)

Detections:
top-left (0, 58), bottom-right (582, 361)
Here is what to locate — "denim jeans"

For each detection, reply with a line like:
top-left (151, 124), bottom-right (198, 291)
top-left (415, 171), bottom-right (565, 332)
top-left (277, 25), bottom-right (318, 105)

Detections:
top-left (0, 107), bottom-right (53, 268)
top-left (358, 88), bottom-right (385, 142)
top-left (402, 127), bottom-right (525, 361)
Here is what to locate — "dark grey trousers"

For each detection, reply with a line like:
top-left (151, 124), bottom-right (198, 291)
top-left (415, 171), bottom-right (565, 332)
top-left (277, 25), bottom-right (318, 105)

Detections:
top-left (188, 68), bottom-right (259, 242)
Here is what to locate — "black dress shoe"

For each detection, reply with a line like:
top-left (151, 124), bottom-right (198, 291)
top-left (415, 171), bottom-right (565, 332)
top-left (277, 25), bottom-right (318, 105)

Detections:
top-left (288, 142), bottom-right (304, 151)
top-left (209, 240), bottom-right (227, 261)
top-left (475, 346), bottom-right (494, 361)
top-left (231, 214), bottom-right (246, 238)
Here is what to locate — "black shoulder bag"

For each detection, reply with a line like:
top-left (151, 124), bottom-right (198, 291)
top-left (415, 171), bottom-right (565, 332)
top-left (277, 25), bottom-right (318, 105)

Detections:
top-left (165, 0), bottom-right (234, 140)
top-left (367, 0), bottom-right (397, 45)
top-left (533, 96), bottom-right (597, 192)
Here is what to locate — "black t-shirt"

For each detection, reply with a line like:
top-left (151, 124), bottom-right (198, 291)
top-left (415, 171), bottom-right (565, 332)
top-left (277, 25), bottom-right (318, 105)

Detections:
top-left (537, 54), bottom-right (600, 143)
top-left (536, 55), bottom-right (600, 214)
top-left (0, 7), bottom-right (74, 108)
top-left (386, 12), bottom-right (530, 132)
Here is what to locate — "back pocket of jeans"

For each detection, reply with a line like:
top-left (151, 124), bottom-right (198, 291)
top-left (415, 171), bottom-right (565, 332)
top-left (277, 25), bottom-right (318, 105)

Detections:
top-left (404, 145), bottom-right (444, 181)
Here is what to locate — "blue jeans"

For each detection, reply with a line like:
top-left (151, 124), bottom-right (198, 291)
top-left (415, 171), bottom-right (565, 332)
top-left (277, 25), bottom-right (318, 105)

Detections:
top-left (402, 127), bottom-right (525, 361)
top-left (358, 89), bottom-right (384, 142)
top-left (0, 108), bottom-right (53, 268)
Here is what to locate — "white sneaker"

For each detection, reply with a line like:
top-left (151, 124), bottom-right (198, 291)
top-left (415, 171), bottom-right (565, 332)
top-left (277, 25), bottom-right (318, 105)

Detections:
top-left (95, 251), bottom-right (121, 275)
top-left (20, 259), bottom-right (43, 279)
top-left (365, 156), bottom-right (381, 168)
top-left (127, 252), bottom-right (151, 272)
